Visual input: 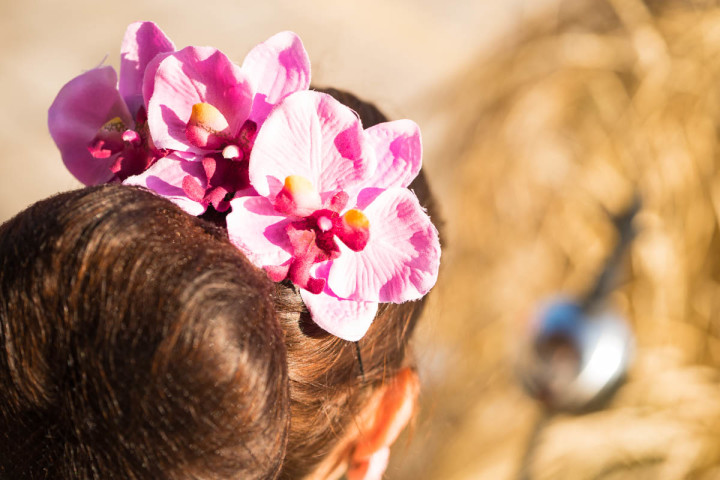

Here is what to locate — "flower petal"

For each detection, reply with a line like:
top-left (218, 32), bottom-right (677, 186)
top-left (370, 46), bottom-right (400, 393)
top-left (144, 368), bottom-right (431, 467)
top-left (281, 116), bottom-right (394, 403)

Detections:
top-left (363, 119), bottom-right (422, 190)
top-left (119, 21), bottom-right (175, 116)
top-left (48, 66), bottom-right (132, 185)
top-left (327, 188), bottom-right (440, 303)
top-left (249, 91), bottom-right (375, 200)
top-left (242, 31), bottom-right (311, 126)
top-left (147, 46), bottom-right (253, 152)
top-left (300, 288), bottom-right (378, 341)
top-left (123, 154), bottom-right (206, 216)
top-left (141, 51), bottom-right (173, 109)
top-left (227, 196), bottom-right (293, 268)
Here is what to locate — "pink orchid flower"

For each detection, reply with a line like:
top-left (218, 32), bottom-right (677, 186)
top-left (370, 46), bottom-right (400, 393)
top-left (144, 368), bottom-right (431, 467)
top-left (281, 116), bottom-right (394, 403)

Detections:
top-left (129, 31), bottom-right (310, 214)
top-left (48, 22), bottom-right (175, 185)
top-left (226, 91), bottom-right (440, 341)
top-left (124, 151), bottom-right (251, 214)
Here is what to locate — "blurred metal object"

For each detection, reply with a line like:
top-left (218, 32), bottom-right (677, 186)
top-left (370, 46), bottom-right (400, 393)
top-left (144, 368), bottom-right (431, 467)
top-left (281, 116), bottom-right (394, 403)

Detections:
top-left (519, 299), bottom-right (634, 411)
top-left (517, 197), bottom-right (639, 412)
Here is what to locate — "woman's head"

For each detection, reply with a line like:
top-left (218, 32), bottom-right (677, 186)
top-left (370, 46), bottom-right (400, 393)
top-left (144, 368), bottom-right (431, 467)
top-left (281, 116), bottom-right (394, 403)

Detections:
top-left (0, 89), bottom-right (439, 479)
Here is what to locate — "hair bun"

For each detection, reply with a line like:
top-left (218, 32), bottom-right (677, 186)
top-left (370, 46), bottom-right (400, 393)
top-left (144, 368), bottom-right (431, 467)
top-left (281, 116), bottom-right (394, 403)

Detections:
top-left (0, 184), bottom-right (290, 479)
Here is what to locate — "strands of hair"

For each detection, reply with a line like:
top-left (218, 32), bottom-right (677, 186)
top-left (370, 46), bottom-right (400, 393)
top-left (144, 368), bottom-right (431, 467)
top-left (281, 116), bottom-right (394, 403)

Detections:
top-left (0, 185), bottom-right (289, 479)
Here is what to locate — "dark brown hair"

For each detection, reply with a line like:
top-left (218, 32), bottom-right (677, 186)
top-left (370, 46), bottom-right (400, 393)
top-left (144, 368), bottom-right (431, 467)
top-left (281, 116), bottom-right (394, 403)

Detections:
top-left (0, 185), bottom-right (289, 479)
top-left (0, 89), bottom-right (439, 479)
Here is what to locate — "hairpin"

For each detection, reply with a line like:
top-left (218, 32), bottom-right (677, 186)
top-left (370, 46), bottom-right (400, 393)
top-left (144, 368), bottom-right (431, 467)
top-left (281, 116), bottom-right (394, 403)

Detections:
top-left (48, 21), bottom-right (441, 341)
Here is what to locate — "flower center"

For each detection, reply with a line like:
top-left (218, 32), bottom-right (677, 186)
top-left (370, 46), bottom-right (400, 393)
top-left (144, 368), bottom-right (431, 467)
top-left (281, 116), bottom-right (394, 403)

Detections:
top-left (185, 103), bottom-right (256, 160)
top-left (273, 175), bottom-right (371, 294)
top-left (87, 117), bottom-right (128, 158)
top-left (222, 144), bottom-right (241, 159)
top-left (182, 154), bottom-right (250, 213)
top-left (86, 110), bottom-right (155, 180)
top-left (185, 102), bottom-right (231, 150)
top-left (336, 209), bottom-right (370, 251)
top-left (274, 175), bottom-right (322, 217)
top-left (317, 215), bottom-right (333, 232)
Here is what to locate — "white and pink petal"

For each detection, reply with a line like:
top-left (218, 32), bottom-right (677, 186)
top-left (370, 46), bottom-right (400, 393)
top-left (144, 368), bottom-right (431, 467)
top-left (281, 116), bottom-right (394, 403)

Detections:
top-left (227, 196), bottom-right (294, 268)
top-left (362, 119), bottom-right (422, 190)
top-left (123, 154), bottom-right (206, 216)
top-left (119, 21), bottom-right (175, 116)
top-left (249, 91), bottom-right (376, 200)
top-left (242, 31), bottom-right (311, 126)
top-left (300, 287), bottom-right (379, 341)
top-left (326, 188), bottom-right (440, 303)
top-left (141, 51), bottom-right (173, 109)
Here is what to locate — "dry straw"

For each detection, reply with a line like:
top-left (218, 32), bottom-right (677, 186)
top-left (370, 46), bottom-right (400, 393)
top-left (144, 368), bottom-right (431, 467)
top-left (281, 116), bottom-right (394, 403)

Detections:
top-left (393, 1), bottom-right (720, 478)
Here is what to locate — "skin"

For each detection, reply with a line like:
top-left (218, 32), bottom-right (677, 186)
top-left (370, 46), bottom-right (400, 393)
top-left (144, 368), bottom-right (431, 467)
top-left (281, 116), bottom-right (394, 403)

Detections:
top-left (306, 368), bottom-right (420, 480)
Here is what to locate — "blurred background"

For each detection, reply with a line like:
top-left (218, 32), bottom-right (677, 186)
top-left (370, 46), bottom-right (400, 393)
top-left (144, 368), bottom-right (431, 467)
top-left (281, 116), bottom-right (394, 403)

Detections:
top-left (6, 0), bottom-right (720, 478)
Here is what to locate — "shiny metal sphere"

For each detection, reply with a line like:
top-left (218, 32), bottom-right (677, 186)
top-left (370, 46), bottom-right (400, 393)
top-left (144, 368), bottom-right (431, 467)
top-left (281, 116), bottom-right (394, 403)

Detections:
top-left (518, 298), bottom-right (634, 412)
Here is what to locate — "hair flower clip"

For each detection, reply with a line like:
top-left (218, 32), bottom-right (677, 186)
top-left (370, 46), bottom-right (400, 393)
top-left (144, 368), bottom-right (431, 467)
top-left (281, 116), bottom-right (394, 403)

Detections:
top-left (227, 90), bottom-right (440, 340)
top-left (48, 22), bottom-right (440, 341)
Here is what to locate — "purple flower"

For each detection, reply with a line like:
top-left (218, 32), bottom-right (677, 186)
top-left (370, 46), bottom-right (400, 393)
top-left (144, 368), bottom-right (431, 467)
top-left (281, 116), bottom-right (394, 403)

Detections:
top-left (226, 91), bottom-right (440, 341)
top-left (48, 22), bottom-right (175, 184)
